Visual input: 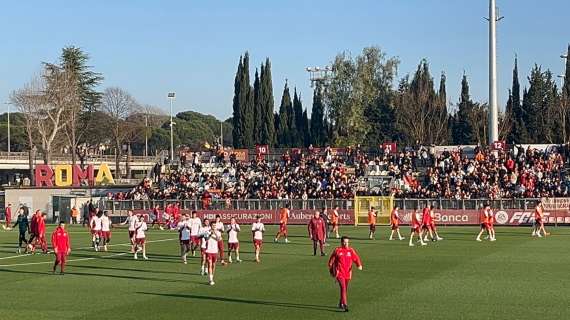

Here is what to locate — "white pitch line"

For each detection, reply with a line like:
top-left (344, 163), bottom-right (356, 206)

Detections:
top-left (0, 238), bottom-right (177, 262)
top-left (0, 252), bottom-right (128, 268)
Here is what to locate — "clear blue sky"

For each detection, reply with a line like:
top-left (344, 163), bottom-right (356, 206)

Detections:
top-left (0, 0), bottom-right (568, 120)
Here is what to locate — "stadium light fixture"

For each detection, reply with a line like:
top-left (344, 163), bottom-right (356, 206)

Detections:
top-left (167, 92), bottom-right (176, 163)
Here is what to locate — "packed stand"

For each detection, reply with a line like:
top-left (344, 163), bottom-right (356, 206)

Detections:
top-left (122, 143), bottom-right (570, 201)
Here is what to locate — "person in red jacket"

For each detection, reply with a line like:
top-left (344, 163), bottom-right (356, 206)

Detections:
top-left (308, 211), bottom-right (326, 256)
top-left (4, 203), bottom-right (12, 230)
top-left (328, 236), bottom-right (363, 312)
top-left (51, 221), bottom-right (71, 274)
top-left (36, 212), bottom-right (48, 254)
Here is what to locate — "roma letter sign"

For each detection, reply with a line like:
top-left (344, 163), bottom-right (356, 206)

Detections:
top-left (35, 164), bottom-right (115, 187)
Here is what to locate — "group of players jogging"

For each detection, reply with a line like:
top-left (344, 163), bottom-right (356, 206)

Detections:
top-left (4, 199), bottom-right (552, 312)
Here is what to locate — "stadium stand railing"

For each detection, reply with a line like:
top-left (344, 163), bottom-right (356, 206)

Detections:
top-left (105, 198), bottom-right (541, 213)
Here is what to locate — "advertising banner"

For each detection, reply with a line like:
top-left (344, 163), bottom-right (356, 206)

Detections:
top-left (133, 209), bottom-right (355, 225)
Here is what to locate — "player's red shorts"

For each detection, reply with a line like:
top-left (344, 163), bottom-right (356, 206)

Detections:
top-left (411, 226), bottom-right (420, 233)
top-left (135, 237), bottom-right (145, 245)
top-left (536, 218), bottom-right (543, 225)
top-left (180, 239), bottom-right (190, 245)
top-left (253, 239), bottom-right (263, 248)
top-left (200, 247), bottom-right (206, 255)
top-left (279, 223), bottom-right (288, 233)
top-left (217, 240), bottom-right (224, 252)
top-left (206, 253), bottom-right (218, 263)
top-left (422, 223), bottom-right (432, 230)
top-left (369, 224), bottom-right (376, 232)
top-left (391, 223), bottom-right (399, 230)
top-left (91, 229), bottom-right (101, 236)
top-left (228, 242), bottom-right (239, 250)
top-left (430, 222), bottom-right (436, 230)
top-left (128, 231), bottom-right (135, 238)
top-left (481, 223), bottom-right (489, 229)
top-left (331, 222), bottom-right (338, 228)
top-left (101, 231), bottom-right (111, 240)
top-left (191, 236), bottom-right (200, 246)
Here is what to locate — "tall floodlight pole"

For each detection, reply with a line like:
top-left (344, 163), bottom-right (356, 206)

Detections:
top-left (167, 92), bottom-right (176, 163)
top-left (3, 102), bottom-right (10, 153)
top-left (487, 0), bottom-right (503, 145)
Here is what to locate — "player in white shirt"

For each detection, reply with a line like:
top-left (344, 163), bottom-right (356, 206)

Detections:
top-left (188, 211), bottom-right (202, 257)
top-left (226, 217), bottom-right (241, 263)
top-left (91, 213), bottom-right (103, 251)
top-left (205, 228), bottom-right (222, 285)
top-left (101, 211), bottom-right (112, 252)
top-left (134, 215), bottom-right (148, 260)
top-left (178, 214), bottom-right (192, 264)
top-left (198, 219), bottom-right (212, 275)
top-left (213, 215), bottom-right (226, 265)
top-left (120, 210), bottom-right (138, 253)
top-left (251, 216), bottom-right (265, 263)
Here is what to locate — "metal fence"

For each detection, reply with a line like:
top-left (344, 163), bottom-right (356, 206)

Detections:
top-left (105, 198), bottom-right (541, 213)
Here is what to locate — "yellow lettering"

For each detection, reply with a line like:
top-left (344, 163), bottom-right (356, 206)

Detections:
top-left (95, 163), bottom-right (115, 185)
top-left (54, 165), bottom-right (72, 187)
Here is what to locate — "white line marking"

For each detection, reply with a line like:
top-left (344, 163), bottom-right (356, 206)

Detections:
top-left (0, 252), bottom-right (128, 268)
top-left (0, 238), bottom-right (177, 264)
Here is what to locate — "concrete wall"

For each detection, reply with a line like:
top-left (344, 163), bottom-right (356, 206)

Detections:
top-left (4, 187), bottom-right (130, 222)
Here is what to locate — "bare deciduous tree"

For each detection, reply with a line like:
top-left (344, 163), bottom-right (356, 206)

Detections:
top-left (101, 87), bottom-right (138, 178)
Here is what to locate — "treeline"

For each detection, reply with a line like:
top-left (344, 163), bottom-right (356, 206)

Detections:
top-left (232, 45), bottom-right (570, 148)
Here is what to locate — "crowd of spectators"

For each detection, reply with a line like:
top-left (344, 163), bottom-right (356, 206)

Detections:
top-left (123, 143), bottom-right (570, 201)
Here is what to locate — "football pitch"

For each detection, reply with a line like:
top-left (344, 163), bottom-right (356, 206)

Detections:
top-left (0, 225), bottom-right (568, 320)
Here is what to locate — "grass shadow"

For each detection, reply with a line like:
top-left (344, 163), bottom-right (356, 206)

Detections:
top-left (137, 292), bottom-right (341, 312)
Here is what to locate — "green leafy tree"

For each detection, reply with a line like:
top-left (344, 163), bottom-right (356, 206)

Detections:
top-left (523, 65), bottom-right (560, 143)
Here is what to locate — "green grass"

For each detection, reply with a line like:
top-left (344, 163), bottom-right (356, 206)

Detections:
top-left (0, 225), bottom-right (568, 320)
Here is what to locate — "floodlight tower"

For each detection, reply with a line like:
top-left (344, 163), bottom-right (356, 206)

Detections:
top-left (305, 66), bottom-right (333, 88)
top-left (167, 92), bottom-right (176, 162)
top-left (487, 0), bottom-right (503, 145)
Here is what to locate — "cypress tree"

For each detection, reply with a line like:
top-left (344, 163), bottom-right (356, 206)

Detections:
top-left (277, 83), bottom-right (292, 146)
top-left (292, 88), bottom-right (304, 146)
top-left (437, 72), bottom-right (450, 143)
top-left (253, 68), bottom-right (262, 144)
top-left (232, 56), bottom-right (244, 147)
top-left (509, 56), bottom-right (528, 143)
top-left (452, 74), bottom-right (476, 144)
top-left (260, 58), bottom-right (276, 146)
top-left (310, 84), bottom-right (327, 146)
top-left (301, 109), bottom-right (310, 147)
top-left (241, 53), bottom-right (255, 147)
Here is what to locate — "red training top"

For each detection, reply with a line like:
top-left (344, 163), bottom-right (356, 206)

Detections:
top-left (328, 247), bottom-right (362, 280)
top-left (51, 226), bottom-right (70, 253)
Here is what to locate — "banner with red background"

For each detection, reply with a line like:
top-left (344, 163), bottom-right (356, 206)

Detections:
top-left (133, 209), bottom-right (355, 225)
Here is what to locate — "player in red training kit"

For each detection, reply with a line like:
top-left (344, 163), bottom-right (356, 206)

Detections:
top-left (36, 212), bottom-right (48, 254)
top-left (51, 221), bottom-right (71, 274)
top-left (328, 236), bottom-right (363, 312)
top-left (421, 205), bottom-right (435, 242)
top-left (308, 211), bottom-right (326, 256)
top-left (409, 209), bottom-right (427, 247)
